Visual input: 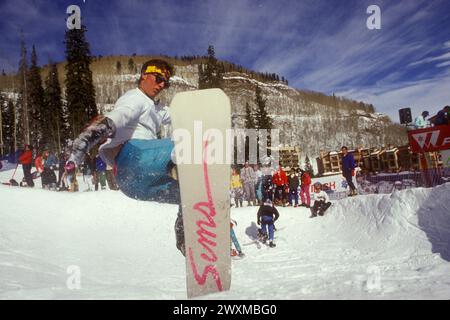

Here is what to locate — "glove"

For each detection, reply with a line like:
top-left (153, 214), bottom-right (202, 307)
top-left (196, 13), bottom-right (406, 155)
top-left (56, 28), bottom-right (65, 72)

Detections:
top-left (257, 220), bottom-right (261, 225)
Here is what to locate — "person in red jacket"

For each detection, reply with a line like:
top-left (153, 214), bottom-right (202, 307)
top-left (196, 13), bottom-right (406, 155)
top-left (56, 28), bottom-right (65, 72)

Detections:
top-left (299, 168), bottom-right (311, 208)
top-left (19, 144), bottom-right (34, 187)
top-left (272, 165), bottom-right (288, 206)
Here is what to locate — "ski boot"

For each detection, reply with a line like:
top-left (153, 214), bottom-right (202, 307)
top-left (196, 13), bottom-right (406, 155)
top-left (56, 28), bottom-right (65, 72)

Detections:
top-left (269, 241), bottom-right (276, 248)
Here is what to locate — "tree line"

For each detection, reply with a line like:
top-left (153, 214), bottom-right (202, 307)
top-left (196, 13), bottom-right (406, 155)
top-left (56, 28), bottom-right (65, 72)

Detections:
top-left (0, 26), bottom-right (97, 157)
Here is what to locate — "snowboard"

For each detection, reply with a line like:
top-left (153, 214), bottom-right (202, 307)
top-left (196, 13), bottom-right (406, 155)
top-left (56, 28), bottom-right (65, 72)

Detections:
top-left (170, 89), bottom-right (232, 299)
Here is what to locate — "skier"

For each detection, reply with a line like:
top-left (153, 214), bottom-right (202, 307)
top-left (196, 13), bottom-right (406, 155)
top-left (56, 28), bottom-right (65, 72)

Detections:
top-left (18, 144), bottom-right (34, 187)
top-left (341, 146), bottom-right (357, 196)
top-left (256, 199), bottom-right (280, 248)
top-left (299, 168), bottom-right (311, 208)
top-left (287, 169), bottom-right (299, 207)
top-left (66, 59), bottom-right (188, 254)
top-left (230, 220), bottom-right (244, 257)
top-left (240, 161), bottom-right (257, 206)
top-left (309, 182), bottom-right (332, 218)
top-left (230, 168), bottom-right (244, 208)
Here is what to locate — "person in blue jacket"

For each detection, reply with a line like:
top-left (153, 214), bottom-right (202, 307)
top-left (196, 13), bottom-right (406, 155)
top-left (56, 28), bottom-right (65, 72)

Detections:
top-left (257, 199), bottom-right (280, 248)
top-left (94, 155), bottom-right (107, 190)
top-left (341, 146), bottom-right (357, 196)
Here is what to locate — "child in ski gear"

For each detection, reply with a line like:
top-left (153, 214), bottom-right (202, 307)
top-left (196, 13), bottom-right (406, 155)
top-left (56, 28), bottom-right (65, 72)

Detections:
top-left (341, 146), bottom-right (357, 196)
top-left (241, 161), bottom-right (257, 206)
top-left (310, 182), bottom-right (332, 218)
top-left (230, 220), bottom-right (244, 257)
top-left (230, 168), bottom-right (244, 208)
top-left (272, 165), bottom-right (287, 206)
top-left (299, 168), bottom-right (311, 207)
top-left (19, 144), bottom-right (34, 187)
top-left (257, 199), bottom-right (280, 247)
top-left (287, 169), bottom-right (299, 207)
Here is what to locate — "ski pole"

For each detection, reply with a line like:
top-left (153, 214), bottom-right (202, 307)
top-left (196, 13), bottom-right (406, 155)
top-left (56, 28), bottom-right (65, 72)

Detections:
top-left (10, 163), bottom-right (19, 180)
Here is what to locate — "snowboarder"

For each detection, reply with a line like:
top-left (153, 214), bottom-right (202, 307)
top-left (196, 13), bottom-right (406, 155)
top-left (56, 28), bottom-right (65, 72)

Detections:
top-left (341, 146), bottom-right (357, 196)
top-left (66, 59), bottom-right (187, 254)
top-left (256, 199), bottom-right (280, 247)
top-left (310, 182), bottom-right (332, 218)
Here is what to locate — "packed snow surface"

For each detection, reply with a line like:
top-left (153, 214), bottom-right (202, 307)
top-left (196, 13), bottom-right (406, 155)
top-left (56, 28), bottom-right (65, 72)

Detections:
top-left (0, 166), bottom-right (449, 299)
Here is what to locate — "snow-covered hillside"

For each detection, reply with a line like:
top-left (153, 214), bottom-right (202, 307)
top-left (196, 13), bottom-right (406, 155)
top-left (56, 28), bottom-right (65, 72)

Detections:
top-left (0, 166), bottom-right (449, 299)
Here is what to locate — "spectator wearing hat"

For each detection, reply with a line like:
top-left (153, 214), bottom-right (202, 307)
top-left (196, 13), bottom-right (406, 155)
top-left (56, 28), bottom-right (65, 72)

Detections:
top-left (414, 111), bottom-right (429, 129)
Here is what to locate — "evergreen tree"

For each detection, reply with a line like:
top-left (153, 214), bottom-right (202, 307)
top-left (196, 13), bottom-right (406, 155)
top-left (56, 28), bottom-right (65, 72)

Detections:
top-left (244, 102), bottom-right (255, 129)
top-left (128, 58), bottom-right (135, 73)
top-left (28, 45), bottom-right (45, 149)
top-left (198, 45), bottom-right (223, 89)
top-left (0, 96), bottom-right (15, 156)
top-left (116, 61), bottom-right (122, 74)
top-left (253, 85), bottom-right (273, 159)
top-left (16, 32), bottom-right (29, 148)
top-left (64, 25), bottom-right (97, 139)
top-left (45, 63), bottom-right (68, 154)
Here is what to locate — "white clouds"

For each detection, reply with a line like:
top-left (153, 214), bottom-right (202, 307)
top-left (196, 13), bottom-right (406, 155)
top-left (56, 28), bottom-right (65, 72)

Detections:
top-left (337, 70), bottom-right (450, 122)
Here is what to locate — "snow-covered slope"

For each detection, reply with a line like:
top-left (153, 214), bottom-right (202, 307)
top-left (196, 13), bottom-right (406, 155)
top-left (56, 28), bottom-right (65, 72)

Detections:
top-left (0, 167), bottom-right (449, 299)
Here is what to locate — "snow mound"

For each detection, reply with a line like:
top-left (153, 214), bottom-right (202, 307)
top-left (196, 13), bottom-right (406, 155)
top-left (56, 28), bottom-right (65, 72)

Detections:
top-left (0, 166), bottom-right (449, 299)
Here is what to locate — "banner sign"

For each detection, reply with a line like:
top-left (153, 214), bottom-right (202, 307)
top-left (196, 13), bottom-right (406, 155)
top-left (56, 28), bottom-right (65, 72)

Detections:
top-left (408, 125), bottom-right (450, 153)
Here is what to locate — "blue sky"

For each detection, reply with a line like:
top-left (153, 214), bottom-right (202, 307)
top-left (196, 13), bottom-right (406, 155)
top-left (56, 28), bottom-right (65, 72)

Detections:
top-left (1, 0), bottom-right (450, 122)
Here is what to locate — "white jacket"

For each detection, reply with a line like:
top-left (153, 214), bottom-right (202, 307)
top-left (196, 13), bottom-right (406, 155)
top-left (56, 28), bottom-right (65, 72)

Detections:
top-left (99, 88), bottom-right (171, 165)
top-left (311, 190), bottom-right (330, 205)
